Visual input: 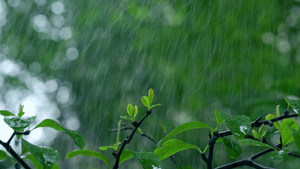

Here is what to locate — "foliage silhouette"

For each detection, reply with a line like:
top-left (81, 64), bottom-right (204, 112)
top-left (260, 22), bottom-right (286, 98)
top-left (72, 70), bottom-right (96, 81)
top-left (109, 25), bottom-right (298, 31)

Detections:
top-left (2, 90), bottom-right (300, 169)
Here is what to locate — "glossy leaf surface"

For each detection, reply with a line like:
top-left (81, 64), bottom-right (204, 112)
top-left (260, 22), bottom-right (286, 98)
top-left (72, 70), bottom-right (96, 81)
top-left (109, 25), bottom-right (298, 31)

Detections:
top-left (239, 139), bottom-right (275, 149)
top-left (222, 137), bottom-right (242, 159)
top-left (33, 119), bottom-right (85, 149)
top-left (155, 139), bottom-right (201, 160)
top-left (4, 116), bottom-right (36, 131)
top-left (291, 129), bottom-right (300, 151)
top-left (157, 121), bottom-right (212, 146)
top-left (219, 111), bottom-right (251, 139)
top-left (66, 149), bottom-right (111, 169)
top-left (22, 139), bottom-right (60, 169)
top-left (285, 99), bottom-right (300, 114)
top-left (281, 119), bottom-right (299, 147)
top-left (132, 152), bottom-right (161, 169)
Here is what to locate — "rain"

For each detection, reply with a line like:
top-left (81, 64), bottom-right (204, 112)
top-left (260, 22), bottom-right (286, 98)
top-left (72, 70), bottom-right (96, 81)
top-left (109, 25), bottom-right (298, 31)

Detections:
top-left (1, 0), bottom-right (300, 169)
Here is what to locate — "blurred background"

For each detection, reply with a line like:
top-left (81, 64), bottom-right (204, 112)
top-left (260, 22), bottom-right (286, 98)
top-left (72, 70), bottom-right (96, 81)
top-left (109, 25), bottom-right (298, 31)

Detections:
top-left (0, 0), bottom-right (300, 168)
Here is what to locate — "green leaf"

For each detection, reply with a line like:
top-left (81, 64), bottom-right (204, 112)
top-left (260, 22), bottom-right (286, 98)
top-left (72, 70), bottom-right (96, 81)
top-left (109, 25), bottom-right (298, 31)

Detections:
top-left (281, 119), bottom-right (299, 147)
top-left (222, 137), bottom-right (242, 159)
top-left (51, 163), bottom-right (59, 169)
top-left (219, 111), bottom-right (251, 139)
top-left (22, 138), bottom-right (60, 169)
top-left (148, 88), bottom-right (154, 106)
top-left (285, 99), bottom-right (300, 114)
top-left (18, 104), bottom-right (25, 117)
top-left (157, 121), bottom-right (212, 147)
top-left (63, 128), bottom-right (85, 149)
top-left (4, 116), bottom-right (36, 132)
top-left (215, 110), bottom-right (224, 128)
top-left (239, 139), bottom-right (275, 149)
top-left (119, 149), bottom-right (134, 164)
top-left (0, 110), bottom-right (15, 116)
top-left (24, 154), bottom-right (44, 169)
top-left (120, 116), bottom-right (131, 120)
top-left (133, 106), bottom-right (138, 118)
top-left (127, 104), bottom-right (134, 118)
top-left (0, 150), bottom-right (8, 160)
top-left (99, 144), bottom-right (118, 151)
top-left (291, 129), bottom-right (300, 151)
top-left (33, 119), bottom-right (63, 131)
top-left (252, 130), bottom-right (259, 139)
top-left (265, 114), bottom-right (280, 130)
top-left (141, 96), bottom-right (150, 108)
top-left (154, 139), bottom-right (202, 160)
top-left (150, 104), bottom-right (162, 110)
top-left (66, 149), bottom-right (111, 169)
top-left (150, 103), bottom-right (161, 109)
top-left (270, 149), bottom-right (289, 161)
top-left (33, 119), bottom-right (85, 149)
top-left (132, 152), bottom-right (161, 169)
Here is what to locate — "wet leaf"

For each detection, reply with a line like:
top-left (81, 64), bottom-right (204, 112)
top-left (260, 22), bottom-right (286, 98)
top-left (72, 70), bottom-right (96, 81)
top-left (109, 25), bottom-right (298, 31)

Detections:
top-left (4, 116), bottom-right (36, 132)
top-left (157, 121), bottom-right (212, 147)
top-left (22, 139), bottom-right (60, 169)
top-left (154, 139), bottom-right (201, 160)
top-left (33, 119), bottom-right (63, 131)
top-left (127, 104), bottom-right (134, 118)
top-left (281, 119), bottom-right (299, 147)
top-left (119, 149), bottom-right (134, 164)
top-left (239, 139), bottom-right (275, 149)
top-left (270, 150), bottom-right (289, 161)
top-left (252, 130), bottom-right (259, 139)
top-left (148, 88), bottom-right (154, 106)
top-left (63, 128), bottom-right (85, 149)
top-left (222, 137), bottom-right (242, 159)
top-left (0, 110), bottom-right (15, 116)
top-left (66, 149), bottom-right (111, 169)
top-left (265, 114), bottom-right (280, 130)
top-left (132, 152), bottom-right (161, 169)
top-left (214, 110), bottom-right (224, 128)
top-left (32, 119), bottom-right (85, 149)
top-left (291, 129), bottom-right (300, 151)
top-left (141, 96), bottom-right (150, 108)
top-left (219, 111), bottom-right (251, 139)
top-left (24, 154), bottom-right (43, 169)
top-left (285, 99), bottom-right (300, 114)
top-left (0, 150), bottom-right (8, 160)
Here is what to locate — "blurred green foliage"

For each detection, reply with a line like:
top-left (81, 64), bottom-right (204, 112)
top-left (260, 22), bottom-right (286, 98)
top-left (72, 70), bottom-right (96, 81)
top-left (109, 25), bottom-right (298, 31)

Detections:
top-left (1, 0), bottom-right (300, 168)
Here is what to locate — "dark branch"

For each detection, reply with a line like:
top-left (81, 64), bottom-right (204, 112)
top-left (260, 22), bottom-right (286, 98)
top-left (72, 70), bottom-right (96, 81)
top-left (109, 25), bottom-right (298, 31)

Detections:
top-left (0, 131), bottom-right (31, 169)
top-left (205, 110), bottom-right (298, 169)
top-left (113, 110), bottom-right (152, 169)
top-left (251, 111), bottom-right (298, 128)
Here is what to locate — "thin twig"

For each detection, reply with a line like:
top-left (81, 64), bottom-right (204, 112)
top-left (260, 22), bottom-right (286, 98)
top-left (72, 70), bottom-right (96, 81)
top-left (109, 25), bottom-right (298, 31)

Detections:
top-left (113, 110), bottom-right (152, 169)
top-left (251, 111), bottom-right (298, 128)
